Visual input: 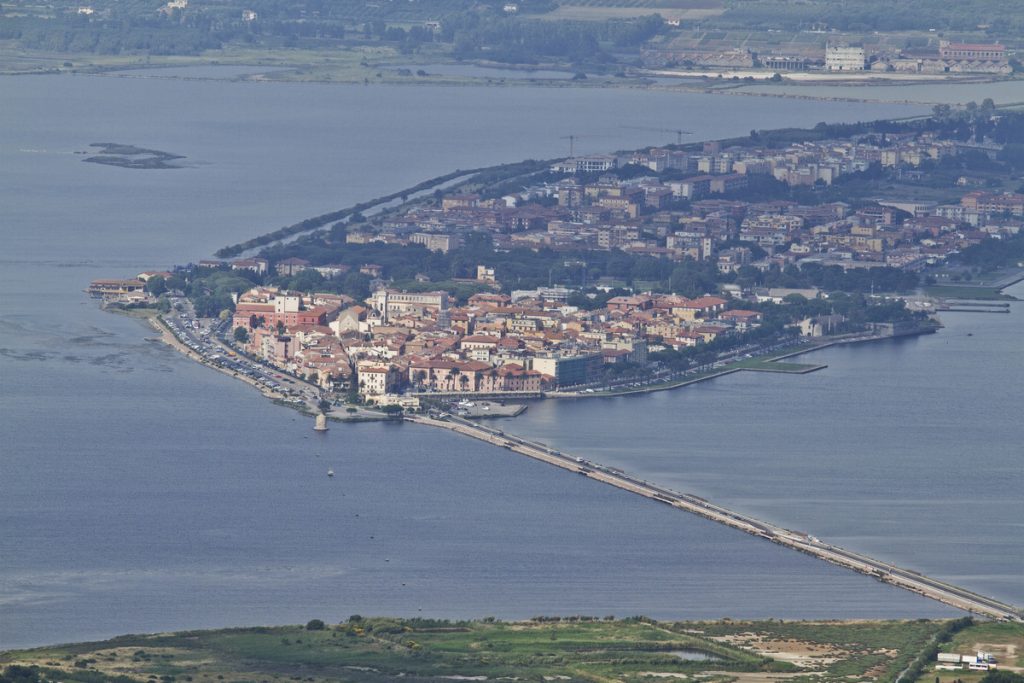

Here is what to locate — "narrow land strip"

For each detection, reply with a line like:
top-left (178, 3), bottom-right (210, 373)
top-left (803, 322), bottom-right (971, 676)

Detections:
top-left (406, 412), bottom-right (1023, 623)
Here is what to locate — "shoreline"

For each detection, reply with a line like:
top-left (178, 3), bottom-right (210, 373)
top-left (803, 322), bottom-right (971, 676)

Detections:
top-left (3, 55), bottom-right (1019, 107)
top-left (546, 326), bottom-right (934, 400)
top-left (90, 204), bottom-right (1020, 626)
top-left (140, 312), bottom-right (389, 423)
top-left (145, 314), bottom-right (296, 404)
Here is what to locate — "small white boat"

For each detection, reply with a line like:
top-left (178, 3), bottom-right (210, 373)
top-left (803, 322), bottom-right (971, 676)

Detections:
top-left (327, 468), bottom-right (334, 478)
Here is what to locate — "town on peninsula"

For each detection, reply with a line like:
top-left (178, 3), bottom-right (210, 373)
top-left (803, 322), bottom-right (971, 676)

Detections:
top-left (91, 106), bottom-right (1024, 416)
top-left (6, 0), bottom-right (1024, 676)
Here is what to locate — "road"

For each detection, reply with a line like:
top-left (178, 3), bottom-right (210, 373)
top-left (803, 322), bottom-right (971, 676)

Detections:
top-left (158, 298), bottom-right (323, 411)
top-left (408, 412), bottom-right (1023, 623)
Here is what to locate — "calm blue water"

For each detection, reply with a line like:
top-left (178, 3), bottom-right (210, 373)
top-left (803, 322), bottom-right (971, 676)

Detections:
top-left (736, 79), bottom-right (1024, 105)
top-left (0, 73), bottom-right (988, 649)
top-left (390, 63), bottom-right (576, 80)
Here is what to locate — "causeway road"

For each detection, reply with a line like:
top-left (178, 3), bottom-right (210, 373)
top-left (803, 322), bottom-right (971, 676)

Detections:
top-left (407, 413), bottom-right (1023, 622)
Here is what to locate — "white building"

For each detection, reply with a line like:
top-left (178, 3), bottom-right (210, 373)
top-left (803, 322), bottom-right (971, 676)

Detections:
top-left (409, 232), bottom-right (462, 253)
top-left (551, 155), bottom-right (618, 174)
top-left (370, 289), bottom-right (448, 322)
top-left (357, 365), bottom-right (395, 398)
top-left (826, 45), bottom-right (866, 71)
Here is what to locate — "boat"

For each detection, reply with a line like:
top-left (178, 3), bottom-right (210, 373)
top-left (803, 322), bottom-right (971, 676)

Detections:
top-left (327, 468), bottom-right (334, 478)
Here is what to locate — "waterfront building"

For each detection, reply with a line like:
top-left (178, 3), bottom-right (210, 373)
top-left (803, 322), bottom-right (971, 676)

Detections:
top-left (87, 278), bottom-right (147, 298)
top-left (938, 41), bottom-right (1005, 61)
top-left (825, 45), bottom-right (866, 71)
top-left (530, 352), bottom-right (602, 388)
top-left (231, 258), bottom-right (268, 276)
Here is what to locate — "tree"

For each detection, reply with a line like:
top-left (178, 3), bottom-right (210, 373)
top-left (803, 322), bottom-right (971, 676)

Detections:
top-left (145, 276), bottom-right (167, 296)
top-left (233, 326), bottom-right (249, 343)
top-left (165, 274), bottom-right (186, 292)
top-left (342, 272), bottom-right (371, 300)
top-left (981, 672), bottom-right (1024, 683)
top-left (317, 398), bottom-right (332, 415)
top-left (1, 665), bottom-right (43, 683)
top-left (305, 619), bottom-right (326, 631)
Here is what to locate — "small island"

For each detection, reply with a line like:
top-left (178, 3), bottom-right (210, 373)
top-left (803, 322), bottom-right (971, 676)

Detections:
top-left (82, 142), bottom-right (185, 170)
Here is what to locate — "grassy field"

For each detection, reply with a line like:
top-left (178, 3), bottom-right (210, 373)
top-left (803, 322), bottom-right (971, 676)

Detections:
top-left (916, 621), bottom-right (1024, 683)
top-left (945, 622), bottom-right (1024, 667)
top-left (1, 618), bottom-right (991, 683)
top-left (696, 619), bottom-right (961, 683)
top-left (0, 44), bottom-right (449, 82)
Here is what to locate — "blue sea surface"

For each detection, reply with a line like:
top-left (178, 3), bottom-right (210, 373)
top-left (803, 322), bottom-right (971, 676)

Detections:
top-left (2, 73), bottom-right (1004, 649)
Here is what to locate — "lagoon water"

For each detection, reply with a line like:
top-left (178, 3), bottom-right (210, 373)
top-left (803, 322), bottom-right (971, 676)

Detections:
top-left (734, 78), bottom-right (1024, 105)
top-left (0, 72), bottom-right (1013, 649)
top-left (512, 288), bottom-right (1024, 608)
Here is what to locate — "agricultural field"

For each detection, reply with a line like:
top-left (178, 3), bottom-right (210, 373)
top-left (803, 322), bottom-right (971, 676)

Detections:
top-left (1, 618), bottom-right (999, 683)
top-left (541, 0), bottom-right (725, 22)
top-left (693, 619), bottom-right (961, 683)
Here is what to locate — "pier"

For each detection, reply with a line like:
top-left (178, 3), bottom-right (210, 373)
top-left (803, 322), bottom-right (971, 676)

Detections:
top-left (939, 302), bottom-right (1012, 313)
top-left (408, 412), bottom-right (1023, 623)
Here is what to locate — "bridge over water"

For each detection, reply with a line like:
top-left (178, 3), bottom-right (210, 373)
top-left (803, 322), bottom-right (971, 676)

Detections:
top-left (408, 413), bottom-right (1022, 622)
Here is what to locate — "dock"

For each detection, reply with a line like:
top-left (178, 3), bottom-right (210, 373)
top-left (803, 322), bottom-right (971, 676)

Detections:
top-left (407, 413), bottom-right (1023, 623)
top-left (454, 400), bottom-right (528, 419)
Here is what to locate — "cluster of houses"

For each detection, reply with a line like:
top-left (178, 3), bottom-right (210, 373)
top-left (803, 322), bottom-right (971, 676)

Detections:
top-left (625, 134), bottom-right (961, 188)
top-left (339, 133), bottom-right (1019, 276)
top-left (642, 39), bottom-right (1012, 75)
top-left (225, 284), bottom-right (770, 404)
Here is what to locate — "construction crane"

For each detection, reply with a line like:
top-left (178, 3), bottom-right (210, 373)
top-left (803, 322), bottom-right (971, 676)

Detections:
top-left (621, 125), bottom-right (694, 145)
top-left (558, 134), bottom-right (608, 157)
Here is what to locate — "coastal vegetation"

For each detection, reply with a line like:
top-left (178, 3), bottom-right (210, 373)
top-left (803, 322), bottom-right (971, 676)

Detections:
top-left (716, 0), bottom-right (1024, 35)
top-left (213, 160), bottom-right (551, 259)
top-left (2, 618), bottom-right (1002, 683)
top-left (3, 0), bottom-right (1023, 82)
